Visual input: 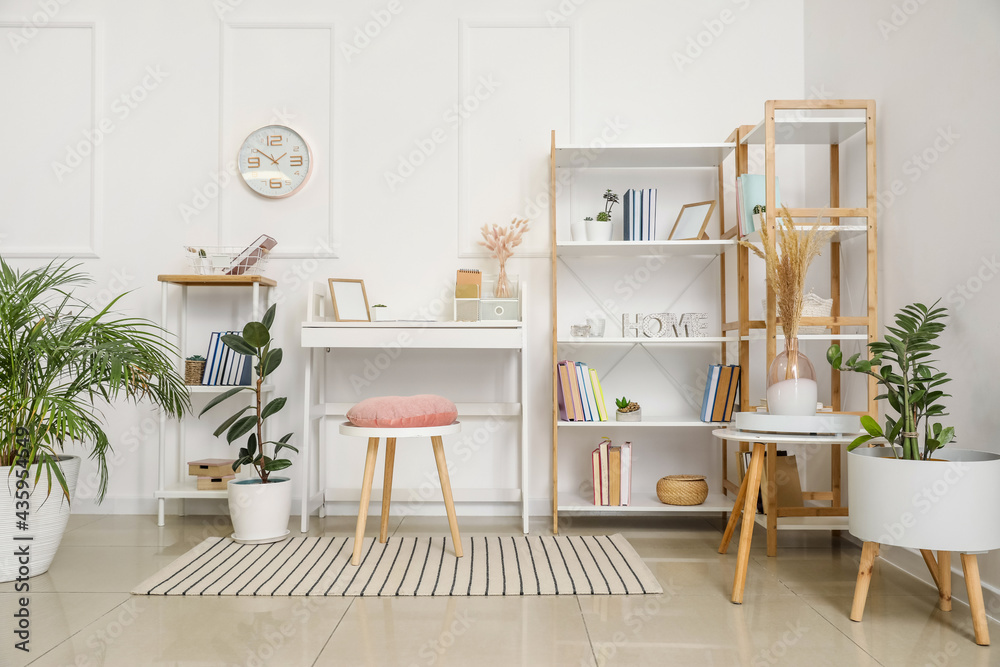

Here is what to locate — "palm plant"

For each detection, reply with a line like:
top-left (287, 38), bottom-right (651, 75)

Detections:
top-left (827, 301), bottom-right (954, 460)
top-left (0, 257), bottom-right (190, 501)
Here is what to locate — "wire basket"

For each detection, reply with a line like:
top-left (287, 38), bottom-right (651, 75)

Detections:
top-left (184, 245), bottom-right (271, 276)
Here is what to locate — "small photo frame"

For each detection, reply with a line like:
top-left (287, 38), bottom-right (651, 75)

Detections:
top-left (668, 200), bottom-right (717, 240)
top-left (328, 279), bottom-right (371, 322)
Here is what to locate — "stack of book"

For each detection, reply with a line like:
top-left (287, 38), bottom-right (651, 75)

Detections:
top-left (187, 458), bottom-right (238, 490)
top-left (623, 188), bottom-right (657, 241)
top-left (700, 364), bottom-right (741, 422)
top-left (735, 175), bottom-right (781, 236)
top-left (556, 360), bottom-right (608, 421)
top-left (592, 439), bottom-right (632, 506)
top-left (200, 331), bottom-right (253, 386)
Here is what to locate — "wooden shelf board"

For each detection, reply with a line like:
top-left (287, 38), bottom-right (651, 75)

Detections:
top-left (558, 491), bottom-right (733, 514)
top-left (554, 143), bottom-right (735, 169)
top-left (302, 321), bottom-right (521, 329)
top-left (744, 316), bottom-right (870, 328)
top-left (558, 419), bottom-right (716, 428)
top-left (741, 225), bottom-right (867, 242)
top-left (557, 240), bottom-right (734, 257)
top-left (753, 515), bottom-right (849, 531)
top-left (742, 117), bottom-right (866, 145)
top-left (558, 336), bottom-right (729, 345)
top-left (733, 333), bottom-right (869, 342)
top-left (158, 274), bottom-right (277, 287)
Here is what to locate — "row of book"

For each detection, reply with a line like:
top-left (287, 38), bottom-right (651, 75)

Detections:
top-left (200, 331), bottom-right (253, 386)
top-left (735, 175), bottom-right (781, 236)
top-left (592, 439), bottom-right (632, 506)
top-left (700, 364), bottom-right (741, 422)
top-left (623, 188), bottom-right (657, 241)
top-left (556, 359), bottom-right (608, 421)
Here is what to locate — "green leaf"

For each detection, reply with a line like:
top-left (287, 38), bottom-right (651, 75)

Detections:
top-left (247, 432), bottom-right (257, 458)
top-left (275, 442), bottom-right (299, 455)
top-left (226, 415), bottom-right (257, 444)
top-left (860, 414), bottom-right (883, 437)
top-left (261, 397), bottom-right (286, 420)
top-left (261, 304), bottom-right (276, 331)
top-left (198, 386), bottom-right (251, 417)
top-left (938, 426), bottom-right (955, 447)
top-left (886, 418), bottom-right (903, 443)
top-left (213, 406), bottom-right (253, 437)
top-left (243, 322), bottom-right (270, 348)
top-left (847, 434), bottom-right (872, 451)
top-left (826, 345), bottom-right (842, 367)
top-left (264, 458), bottom-right (292, 472)
top-left (221, 334), bottom-right (257, 357)
top-left (261, 347), bottom-right (283, 377)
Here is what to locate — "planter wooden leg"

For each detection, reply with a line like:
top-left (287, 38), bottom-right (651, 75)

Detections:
top-left (938, 550), bottom-right (952, 611)
top-left (961, 553), bottom-right (990, 646)
top-left (352, 437), bottom-right (380, 566)
top-left (920, 549), bottom-right (941, 590)
top-left (851, 541), bottom-right (879, 622)
top-left (731, 442), bottom-right (764, 604)
top-left (379, 438), bottom-right (396, 544)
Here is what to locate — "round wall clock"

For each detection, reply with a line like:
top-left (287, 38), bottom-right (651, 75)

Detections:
top-left (237, 125), bottom-right (312, 198)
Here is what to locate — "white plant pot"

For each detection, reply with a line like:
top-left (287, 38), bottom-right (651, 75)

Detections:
top-left (0, 455), bottom-right (80, 582)
top-left (371, 307), bottom-right (393, 322)
top-left (848, 447), bottom-right (1000, 552)
top-left (616, 408), bottom-right (641, 422)
top-left (586, 219), bottom-right (613, 242)
top-left (228, 477), bottom-right (292, 544)
top-left (571, 221), bottom-right (588, 241)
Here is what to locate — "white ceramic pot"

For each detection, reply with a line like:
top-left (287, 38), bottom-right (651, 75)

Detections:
top-left (371, 307), bottom-right (392, 322)
top-left (0, 456), bottom-right (80, 582)
top-left (586, 219), bottom-right (613, 242)
top-left (228, 477), bottom-right (292, 544)
top-left (616, 408), bottom-right (641, 422)
top-left (848, 447), bottom-right (1000, 552)
top-left (571, 221), bottom-right (587, 241)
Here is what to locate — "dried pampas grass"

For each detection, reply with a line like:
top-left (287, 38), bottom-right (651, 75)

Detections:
top-left (739, 206), bottom-right (833, 342)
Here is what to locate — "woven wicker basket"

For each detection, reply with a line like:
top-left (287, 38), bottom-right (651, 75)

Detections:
top-left (184, 360), bottom-right (206, 385)
top-left (656, 475), bottom-right (709, 506)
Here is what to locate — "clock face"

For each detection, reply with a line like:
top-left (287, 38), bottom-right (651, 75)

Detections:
top-left (237, 125), bottom-right (312, 198)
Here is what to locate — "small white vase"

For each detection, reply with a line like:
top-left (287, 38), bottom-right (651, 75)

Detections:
top-left (571, 221), bottom-right (587, 241)
top-left (586, 219), bottom-right (613, 242)
top-left (371, 307), bottom-right (392, 322)
top-left (228, 477), bottom-right (292, 544)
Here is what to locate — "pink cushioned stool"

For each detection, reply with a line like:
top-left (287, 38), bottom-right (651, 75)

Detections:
top-left (342, 395), bottom-right (462, 566)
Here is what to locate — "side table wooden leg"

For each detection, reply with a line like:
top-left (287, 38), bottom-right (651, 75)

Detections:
top-left (719, 458), bottom-right (750, 554)
top-left (352, 437), bottom-right (380, 566)
top-left (961, 553), bottom-right (990, 646)
top-left (920, 549), bottom-right (941, 590)
top-left (731, 442), bottom-right (764, 604)
top-left (431, 435), bottom-right (463, 558)
top-left (851, 541), bottom-right (879, 622)
top-left (938, 550), bottom-right (952, 611)
top-left (380, 437), bottom-right (396, 543)
top-left (765, 442), bottom-right (778, 557)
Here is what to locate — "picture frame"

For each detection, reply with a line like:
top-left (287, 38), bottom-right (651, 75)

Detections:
top-left (668, 200), bottom-right (716, 240)
top-left (328, 279), bottom-right (371, 322)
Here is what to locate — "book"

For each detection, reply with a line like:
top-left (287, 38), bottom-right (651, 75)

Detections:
top-left (214, 335), bottom-right (233, 386)
top-left (201, 332), bottom-right (222, 385)
top-left (643, 188), bottom-right (657, 240)
top-left (456, 269), bottom-right (482, 298)
top-left (589, 367), bottom-right (608, 421)
top-left (623, 189), bottom-right (635, 241)
top-left (722, 366), bottom-right (741, 421)
top-left (609, 446), bottom-right (621, 506)
top-left (575, 363), bottom-right (593, 421)
top-left (711, 366), bottom-right (735, 422)
top-left (562, 360), bottom-right (585, 421)
top-left (591, 447), bottom-right (601, 505)
top-left (599, 438), bottom-right (610, 505)
top-left (579, 363), bottom-right (600, 422)
top-left (237, 353), bottom-right (252, 386)
top-left (557, 362), bottom-right (576, 421)
top-left (760, 454), bottom-right (804, 511)
top-left (700, 365), bottom-right (721, 422)
top-left (620, 441), bottom-right (632, 506)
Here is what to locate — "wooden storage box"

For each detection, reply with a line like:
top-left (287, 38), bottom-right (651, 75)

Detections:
top-left (197, 474), bottom-right (235, 491)
top-left (188, 458), bottom-right (239, 477)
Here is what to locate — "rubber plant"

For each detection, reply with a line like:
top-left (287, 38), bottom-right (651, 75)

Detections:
top-left (827, 301), bottom-right (954, 460)
top-left (199, 304), bottom-right (296, 481)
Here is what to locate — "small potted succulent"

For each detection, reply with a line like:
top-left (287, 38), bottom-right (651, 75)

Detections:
top-left (370, 304), bottom-right (392, 322)
top-left (615, 397), bottom-right (641, 422)
top-left (185, 354), bottom-right (207, 385)
top-left (586, 189), bottom-right (618, 242)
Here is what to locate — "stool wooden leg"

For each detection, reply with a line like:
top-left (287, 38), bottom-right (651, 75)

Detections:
top-left (961, 553), bottom-right (990, 646)
top-left (851, 541), bottom-right (879, 622)
top-left (431, 435), bottom-right (462, 558)
top-left (380, 438), bottom-right (396, 543)
top-left (352, 437), bottom-right (380, 566)
top-left (938, 550), bottom-right (952, 611)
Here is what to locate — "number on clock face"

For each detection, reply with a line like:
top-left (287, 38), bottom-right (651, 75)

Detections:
top-left (237, 125), bottom-right (312, 198)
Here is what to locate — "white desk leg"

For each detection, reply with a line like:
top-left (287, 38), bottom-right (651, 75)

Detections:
top-left (300, 347), bottom-right (312, 533)
top-left (318, 348), bottom-right (327, 519)
top-left (157, 281), bottom-right (168, 526)
top-left (177, 285), bottom-right (188, 518)
top-left (520, 326), bottom-right (529, 534)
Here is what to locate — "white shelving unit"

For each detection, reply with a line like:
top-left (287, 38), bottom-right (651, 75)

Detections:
top-left (155, 274), bottom-right (275, 527)
top-left (550, 133), bottom-right (737, 530)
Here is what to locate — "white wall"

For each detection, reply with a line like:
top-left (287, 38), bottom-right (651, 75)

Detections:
top-left (0, 0), bottom-right (806, 519)
top-left (804, 0), bottom-right (1000, 611)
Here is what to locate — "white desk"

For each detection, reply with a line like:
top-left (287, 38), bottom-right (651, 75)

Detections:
top-left (298, 282), bottom-right (529, 533)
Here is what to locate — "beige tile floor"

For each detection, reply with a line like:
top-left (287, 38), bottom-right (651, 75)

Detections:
top-left (1, 513), bottom-right (996, 666)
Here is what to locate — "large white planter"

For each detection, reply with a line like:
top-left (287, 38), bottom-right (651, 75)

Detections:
top-left (848, 447), bottom-right (1000, 552)
top-left (228, 477), bottom-right (292, 544)
top-left (0, 455), bottom-right (80, 582)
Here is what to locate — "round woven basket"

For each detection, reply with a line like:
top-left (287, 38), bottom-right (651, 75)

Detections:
top-left (656, 475), bottom-right (709, 506)
top-left (184, 360), bottom-right (206, 385)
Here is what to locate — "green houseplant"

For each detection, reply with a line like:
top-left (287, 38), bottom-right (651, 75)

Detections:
top-left (827, 301), bottom-right (954, 459)
top-left (0, 257), bottom-right (189, 579)
top-left (615, 396), bottom-right (640, 422)
top-left (199, 303), bottom-right (297, 542)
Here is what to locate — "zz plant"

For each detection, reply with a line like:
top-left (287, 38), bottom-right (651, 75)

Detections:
top-left (827, 301), bottom-right (954, 460)
top-left (200, 304), bottom-right (296, 482)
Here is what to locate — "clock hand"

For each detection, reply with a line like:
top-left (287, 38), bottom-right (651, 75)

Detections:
top-left (273, 153), bottom-right (287, 163)
top-left (256, 149), bottom-right (280, 164)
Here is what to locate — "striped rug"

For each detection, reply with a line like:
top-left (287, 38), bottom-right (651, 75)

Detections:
top-left (132, 534), bottom-right (661, 596)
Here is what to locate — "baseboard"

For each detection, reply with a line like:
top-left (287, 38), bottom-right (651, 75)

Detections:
top-left (841, 533), bottom-right (1000, 624)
